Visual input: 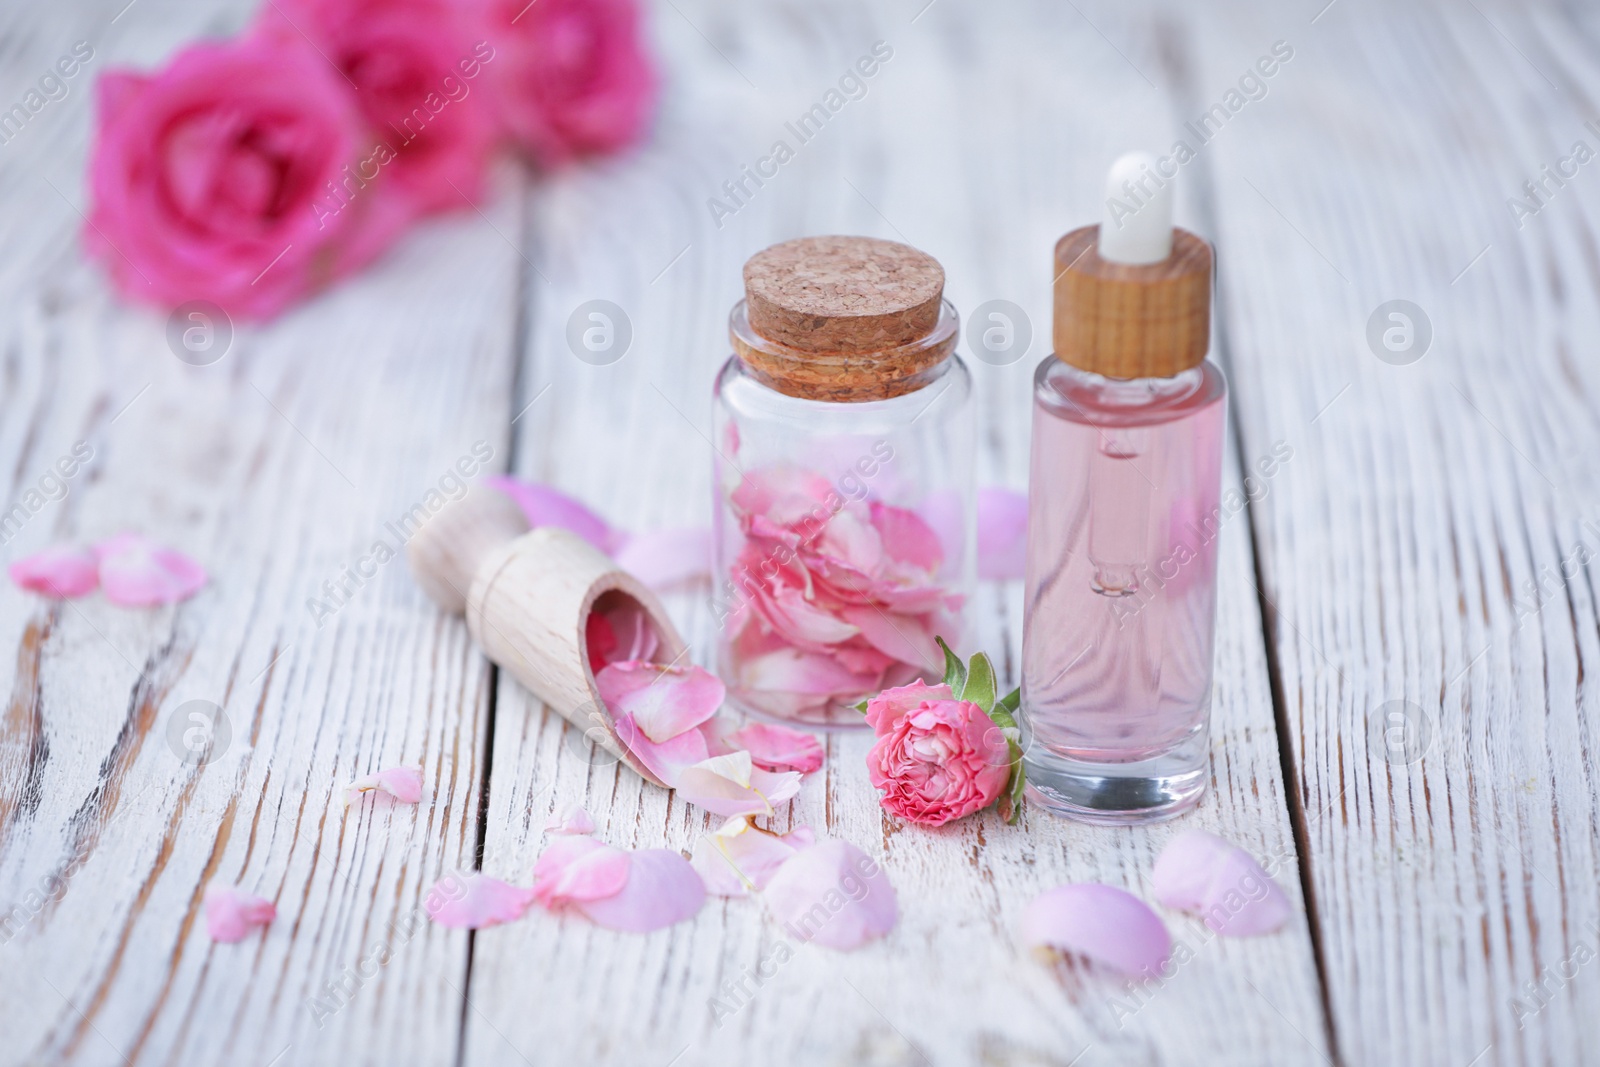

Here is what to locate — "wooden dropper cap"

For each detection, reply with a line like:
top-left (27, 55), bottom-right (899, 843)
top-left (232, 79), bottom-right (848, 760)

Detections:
top-left (406, 485), bottom-right (687, 786)
top-left (1053, 153), bottom-right (1213, 379)
top-left (735, 235), bottom-right (957, 401)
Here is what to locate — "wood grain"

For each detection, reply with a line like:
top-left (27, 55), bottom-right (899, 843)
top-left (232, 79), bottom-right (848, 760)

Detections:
top-left (1052, 225), bottom-right (1214, 379)
top-left (1175, 0), bottom-right (1600, 1062)
top-left (9, 0), bottom-right (1593, 1063)
top-left (0, 0), bottom-right (524, 1062)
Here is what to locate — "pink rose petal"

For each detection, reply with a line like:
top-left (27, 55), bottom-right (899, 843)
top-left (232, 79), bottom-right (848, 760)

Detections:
top-left (1150, 829), bottom-right (1235, 913)
top-left (9, 545), bottom-right (99, 598)
top-left (1152, 829), bottom-right (1292, 937)
top-left (595, 660), bottom-right (725, 744)
top-left (839, 604), bottom-right (941, 674)
top-left (752, 584), bottom-right (862, 646)
top-left (1020, 883), bottom-right (1172, 977)
top-left (586, 599), bottom-right (660, 672)
top-left (977, 487), bottom-right (1029, 580)
top-left (861, 681), bottom-right (955, 734)
top-left (752, 767), bottom-right (803, 806)
top-left (343, 765), bottom-right (424, 807)
top-left (613, 711), bottom-right (712, 785)
top-left (204, 883), bottom-right (276, 942)
top-left (613, 526), bottom-right (711, 589)
top-left (762, 840), bottom-right (897, 950)
top-left (691, 816), bottom-right (812, 897)
top-left (426, 872), bottom-right (536, 930)
top-left (726, 722), bottom-right (824, 774)
top-left (736, 647), bottom-right (880, 698)
top-left (613, 714), bottom-right (709, 783)
top-left (870, 502), bottom-right (944, 572)
top-left (95, 533), bottom-right (207, 606)
top-left (484, 476), bottom-right (623, 553)
top-left (545, 804), bottom-right (596, 835)
top-left (675, 751), bottom-right (801, 818)
top-left (575, 848), bottom-right (706, 933)
top-left (532, 835), bottom-right (631, 907)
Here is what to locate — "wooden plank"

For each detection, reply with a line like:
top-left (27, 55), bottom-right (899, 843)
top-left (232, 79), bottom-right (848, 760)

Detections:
top-left (0, 2), bottom-right (525, 1063)
top-left (1183, 0), bottom-right (1600, 1062)
top-left (462, 2), bottom-right (1330, 1064)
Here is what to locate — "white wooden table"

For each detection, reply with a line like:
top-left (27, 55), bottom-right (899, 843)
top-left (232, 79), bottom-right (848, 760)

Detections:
top-left (2, 0), bottom-right (1597, 1063)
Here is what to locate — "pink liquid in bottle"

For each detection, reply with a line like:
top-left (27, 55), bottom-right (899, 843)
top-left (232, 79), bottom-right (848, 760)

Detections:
top-left (1020, 357), bottom-right (1226, 822)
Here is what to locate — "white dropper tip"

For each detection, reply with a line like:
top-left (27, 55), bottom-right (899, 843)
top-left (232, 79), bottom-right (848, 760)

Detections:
top-left (1097, 150), bottom-right (1173, 265)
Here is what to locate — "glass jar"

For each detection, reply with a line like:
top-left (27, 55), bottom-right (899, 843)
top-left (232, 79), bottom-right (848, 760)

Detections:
top-left (710, 237), bottom-right (974, 727)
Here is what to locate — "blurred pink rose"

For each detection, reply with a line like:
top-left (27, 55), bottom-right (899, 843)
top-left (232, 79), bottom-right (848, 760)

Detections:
top-left (87, 38), bottom-right (404, 319)
top-left (477, 0), bottom-right (657, 165)
top-left (865, 682), bottom-right (1010, 827)
top-left (257, 0), bottom-right (499, 215)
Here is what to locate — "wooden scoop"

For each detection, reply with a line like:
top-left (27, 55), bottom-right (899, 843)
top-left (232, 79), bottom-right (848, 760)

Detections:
top-left (407, 485), bottom-right (685, 785)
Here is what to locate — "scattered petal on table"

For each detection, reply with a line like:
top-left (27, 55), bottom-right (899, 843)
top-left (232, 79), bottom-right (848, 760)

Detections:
top-left (204, 883), bottom-right (276, 943)
top-left (532, 835), bottom-right (631, 907)
top-left (726, 721), bottom-right (825, 774)
top-left (977, 487), bottom-right (1029, 580)
top-left (675, 751), bottom-right (801, 818)
top-left (691, 815), bottom-right (810, 897)
top-left (596, 660), bottom-right (724, 744)
top-left (545, 804), bottom-right (596, 835)
top-left (762, 839), bottom-right (897, 950)
top-left (576, 848), bottom-right (706, 933)
top-left (1152, 829), bottom-right (1292, 937)
top-left (9, 545), bottom-right (99, 598)
top-left (1019, 883), bottom-right (1172, 977)
top-left (426, 873), bottom-right (536, 930)
top-left (613, 526), bottom-right (711, 589)
top-left (343, 765), bottom-right (424, 807)
top-left (96, 533), bottom-right (207, 606)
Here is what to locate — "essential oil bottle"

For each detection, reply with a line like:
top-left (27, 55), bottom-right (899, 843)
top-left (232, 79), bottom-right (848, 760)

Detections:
top-left (1019, 152), bottom-right (1226, 823)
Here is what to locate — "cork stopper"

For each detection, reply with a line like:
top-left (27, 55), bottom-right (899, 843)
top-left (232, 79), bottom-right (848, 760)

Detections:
top-left (735, 236), bottom-right (956, 401)
top-left (1052, 225), bottom-right (1213, 379)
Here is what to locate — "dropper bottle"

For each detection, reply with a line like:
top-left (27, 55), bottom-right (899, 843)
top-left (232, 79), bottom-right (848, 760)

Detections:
top-left (1018, 151), bottom-right (1226, 824)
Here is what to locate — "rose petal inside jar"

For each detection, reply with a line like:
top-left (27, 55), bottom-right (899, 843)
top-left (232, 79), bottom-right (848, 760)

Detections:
top-left (723, 464), bottom-right (959, 724)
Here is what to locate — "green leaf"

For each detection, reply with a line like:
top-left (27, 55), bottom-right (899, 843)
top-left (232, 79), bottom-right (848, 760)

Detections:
top-left (988, 687), bottom-right (1020, 732)
top-left (935, 636), bottom-right (967, 692)
top-left (853, 698), bottom-right (870, 714)
top-left (1001, 743), bottom-right (1026, 825)
top-left (988, 703), bottom-right (1018, 735)
top-left (962, 652), bottom-right (997, 712)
